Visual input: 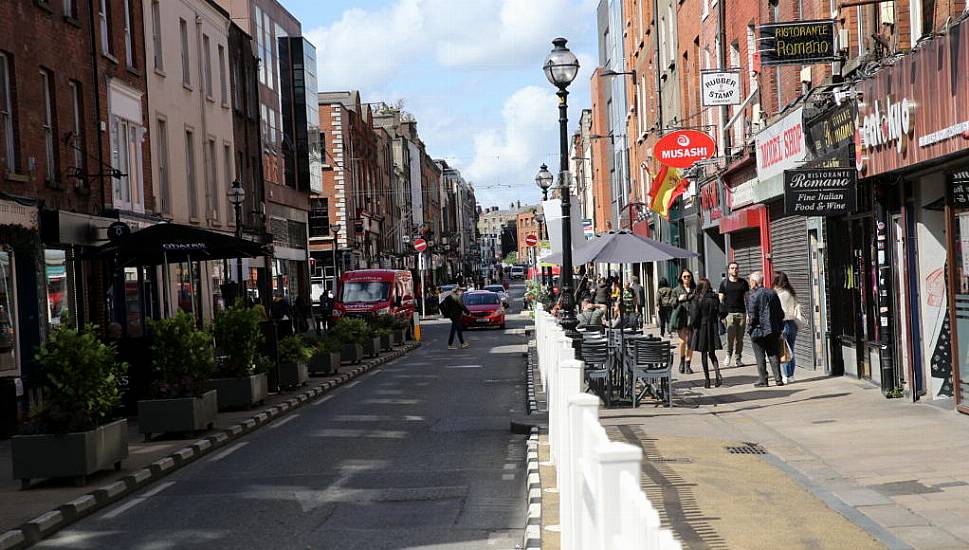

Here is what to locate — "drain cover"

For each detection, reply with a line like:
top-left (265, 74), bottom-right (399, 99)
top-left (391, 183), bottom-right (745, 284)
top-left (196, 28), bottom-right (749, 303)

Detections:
top-left (725, 442), bottom-right (767, 455)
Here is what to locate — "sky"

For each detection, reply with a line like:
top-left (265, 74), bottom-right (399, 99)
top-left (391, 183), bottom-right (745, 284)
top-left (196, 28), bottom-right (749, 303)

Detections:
top-left (281, 0), bottom-right (599, 210)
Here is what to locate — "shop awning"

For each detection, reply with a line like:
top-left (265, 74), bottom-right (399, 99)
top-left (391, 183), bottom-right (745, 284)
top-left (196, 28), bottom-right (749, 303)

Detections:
top-left (92, 223), bottom-right (269, 267)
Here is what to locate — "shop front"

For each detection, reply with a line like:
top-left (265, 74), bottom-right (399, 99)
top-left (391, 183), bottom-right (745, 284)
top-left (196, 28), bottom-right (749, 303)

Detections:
top-left (722, 164), bottom-right (766, 279)
top-left (699, 178), bottom-right (726, 281)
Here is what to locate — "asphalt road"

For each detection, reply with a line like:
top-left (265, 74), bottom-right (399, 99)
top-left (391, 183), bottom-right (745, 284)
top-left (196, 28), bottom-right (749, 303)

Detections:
top-left (37, 285), bottom-right (531, 550)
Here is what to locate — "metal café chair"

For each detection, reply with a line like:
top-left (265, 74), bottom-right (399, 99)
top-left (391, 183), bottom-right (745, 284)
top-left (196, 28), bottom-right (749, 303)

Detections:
top-left (580, 337), bottom-right (612, 407)
top-left (627, 338), bottom-right (673, 407)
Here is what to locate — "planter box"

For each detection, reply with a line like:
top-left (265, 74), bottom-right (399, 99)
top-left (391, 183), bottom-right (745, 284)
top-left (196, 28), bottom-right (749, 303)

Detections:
top-left (138, 390), bottom-right (217, 440)
top-left (379, 333), bottom-right (393, 351)
top-left (309, 351), bottom-right (342, 376)
top-left (278, 361), bottom-right (309, 389)
top-left (341, 344), bottom-right (364, 364)
top-left (363, 336), bottom-right (382, 358)
top-left (210, 373), bottom-right (267, 410)
top-left (393, 328), bottom-right (407, 346)
top-left (12, 418), bottom-right (128, 489)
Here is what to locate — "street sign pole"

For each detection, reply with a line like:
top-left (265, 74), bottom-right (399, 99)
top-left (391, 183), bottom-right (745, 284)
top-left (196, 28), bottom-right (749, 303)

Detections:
top-left (419, 251), bottom-right (426, 317)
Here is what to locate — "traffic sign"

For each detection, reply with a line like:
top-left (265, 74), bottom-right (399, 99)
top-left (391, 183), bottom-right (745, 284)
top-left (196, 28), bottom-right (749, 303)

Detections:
top-left (414, 238), bottom-right (428, 252)
top-left (525, 234), bottom-right (539, 247)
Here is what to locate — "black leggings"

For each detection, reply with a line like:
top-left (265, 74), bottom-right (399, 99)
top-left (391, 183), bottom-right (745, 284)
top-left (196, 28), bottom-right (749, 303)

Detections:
top-left (700, 351), bottom-right (719, 378)
top-left (658, 306), bottom-right (672, 334)
top-left (448, 320), bottom-right (465, 345)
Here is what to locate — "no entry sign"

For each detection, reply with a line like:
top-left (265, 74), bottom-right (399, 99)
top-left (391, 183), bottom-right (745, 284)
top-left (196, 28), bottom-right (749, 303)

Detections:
top-left (525, 234), bottom-right (539, 247)
top-left (413, 238), bottom-right (427, 252)
top-left (653, 130), bottom-right (716, 169)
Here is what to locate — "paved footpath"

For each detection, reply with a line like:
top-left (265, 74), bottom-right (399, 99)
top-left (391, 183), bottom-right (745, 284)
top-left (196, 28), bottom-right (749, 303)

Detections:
top-left (25, 312), bottom-right (531, 550)
top-left (592, 330), bottom-right (969, 550)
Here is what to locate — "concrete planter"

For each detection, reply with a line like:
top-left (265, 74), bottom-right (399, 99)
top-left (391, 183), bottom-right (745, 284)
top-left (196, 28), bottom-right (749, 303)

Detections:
top-left (309, 351), bottom-right (342, 376)
top-left (379, 333), bottom-right (393, 352)
top-left (210, 373), bottom-right (267, 410)
top-left (278, 361), bottom-right (309, 389)
top-left (363, 336), bottom-right (382, 358)
top-left (393, 329), bottom-right (407, 346)
top-left (138, 390), bottom-right (217, 440)
top-left (12, 418), bottom-right (128, 489)
top-left (341, 344), bottom-right (364, 364)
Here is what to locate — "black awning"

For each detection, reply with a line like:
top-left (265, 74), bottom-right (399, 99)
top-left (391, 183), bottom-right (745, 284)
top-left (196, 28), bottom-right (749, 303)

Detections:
top-left (92, 223), bottom-right (269, 266)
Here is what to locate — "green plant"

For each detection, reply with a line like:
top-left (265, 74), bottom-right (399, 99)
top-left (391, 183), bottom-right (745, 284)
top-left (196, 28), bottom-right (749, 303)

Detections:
top-left (253, 354), bottom-right (273, 374)
top-left (213, 300), bottom-right (265, 378)
top-left (374, 327), bottom-right (392, 338)
top-left (26, 323), bottom-right (127, 434)
top-left (278, 335), bottom-right (313, 364)
top-left (370, 315), bottom-right (398, 331)
top-left (328, 317), bottom-right (370, 346)
top-left (886, 386), bottom-right (905, 399)
top-left (318, 336), bottom-right (342, 353)
top-left (148, 311), bottom-right (216, 399)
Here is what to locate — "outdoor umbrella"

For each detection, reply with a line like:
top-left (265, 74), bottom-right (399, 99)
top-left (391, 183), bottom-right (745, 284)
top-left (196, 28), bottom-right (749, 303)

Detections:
top-left (573, 230), bottom-right (696, 265)
top-left (92, 222), bottom-right (269, 267)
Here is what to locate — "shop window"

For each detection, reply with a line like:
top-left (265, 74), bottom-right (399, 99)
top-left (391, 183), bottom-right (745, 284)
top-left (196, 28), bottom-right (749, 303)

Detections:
top-left (0, 250), bottom-right (17, 374)
top-left (123, 267), bottom-right (143, 337)
top-left (45, 249), bottom-right (70, 327)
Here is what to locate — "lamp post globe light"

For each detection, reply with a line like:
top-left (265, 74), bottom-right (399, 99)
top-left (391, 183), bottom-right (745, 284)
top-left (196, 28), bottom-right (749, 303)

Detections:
top-left (329, 223), bottom-right (341, 296)
top-left (228, 181), bottom-right (246, 302)
top-left (543, 37), bottom-right (579, 335)
top-left (535, 164), bottom-right (554, 201)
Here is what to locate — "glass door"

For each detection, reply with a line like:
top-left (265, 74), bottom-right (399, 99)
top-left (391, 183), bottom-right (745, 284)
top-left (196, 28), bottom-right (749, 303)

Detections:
top-left (952, 211), bottom-right (969, 408)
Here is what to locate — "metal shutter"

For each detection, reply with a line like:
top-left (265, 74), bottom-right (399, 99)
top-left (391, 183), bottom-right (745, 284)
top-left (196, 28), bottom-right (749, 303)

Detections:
top-left (769, 202), bottom-right (816, 370)
top-left (730, 230), bottom-right (762, 280)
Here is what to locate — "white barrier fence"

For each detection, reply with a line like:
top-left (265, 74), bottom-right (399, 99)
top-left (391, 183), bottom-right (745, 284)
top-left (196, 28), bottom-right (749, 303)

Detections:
top-left (534, 306), bottom-right (681, 550)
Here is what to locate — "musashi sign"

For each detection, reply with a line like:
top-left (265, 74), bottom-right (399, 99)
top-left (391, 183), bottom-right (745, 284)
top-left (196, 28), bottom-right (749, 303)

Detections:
top-left (784, 168), bottom-right (856, 215)
top-left (759, 20), bottom-right (837, 66)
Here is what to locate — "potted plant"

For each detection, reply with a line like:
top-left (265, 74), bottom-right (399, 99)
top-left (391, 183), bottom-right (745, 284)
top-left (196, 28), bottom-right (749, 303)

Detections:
top-left (330, 318), bottom-right (367, 364)
top-left (210, 301), bottom-right (267, 410)
top-left (13, 323), bottom-right (128, 489)
top-left (307, 335), bottom-right (343, 376)
top-left (277, 335), bottom-right (311, 388)
top-left (138, 311), bottom-right (217, 440)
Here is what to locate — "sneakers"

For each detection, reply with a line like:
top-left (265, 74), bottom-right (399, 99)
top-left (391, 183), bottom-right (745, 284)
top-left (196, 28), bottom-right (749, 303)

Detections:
top-left (782, 376), bottom-right (789, 384)
top-left (448, 345), bottom-right (458, 350)
top-left (460, 342), bottom-right (471, 349)
top-left (734, 356), bottom-right (744, 367)
top-left (725, 356), bottom-right (735, 368)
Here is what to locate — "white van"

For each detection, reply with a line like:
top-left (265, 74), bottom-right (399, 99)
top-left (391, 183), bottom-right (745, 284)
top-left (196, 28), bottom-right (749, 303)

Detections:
top-left (510, 266), bottom-right (526, 280)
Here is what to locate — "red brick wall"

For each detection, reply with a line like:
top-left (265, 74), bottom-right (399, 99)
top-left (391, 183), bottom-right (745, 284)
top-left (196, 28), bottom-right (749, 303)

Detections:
top-left (590, 69), bottom-right (613, 232)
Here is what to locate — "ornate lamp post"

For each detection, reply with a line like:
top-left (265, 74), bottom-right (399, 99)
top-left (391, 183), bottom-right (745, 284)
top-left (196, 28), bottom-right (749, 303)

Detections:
top-left (543, 37), bottom-right (579, 333)
top-left (329, 223), bottom-right (341, 295)
top-left (227, 180), bottom-right (246, 301)
top-left (535, 164), bottom-right (553, 201)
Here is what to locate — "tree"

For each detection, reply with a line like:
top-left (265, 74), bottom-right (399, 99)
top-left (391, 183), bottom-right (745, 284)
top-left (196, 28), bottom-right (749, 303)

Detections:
top-left (503, 252), bottom-right (518, 265)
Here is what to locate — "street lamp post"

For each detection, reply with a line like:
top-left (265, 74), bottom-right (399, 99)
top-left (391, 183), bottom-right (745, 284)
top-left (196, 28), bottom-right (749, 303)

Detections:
top-left (228, 180), bottom-right (246, 303)
top-left (544, 37), bottom-right (580, 334)
top-left (535, 164), bottom-right (553, 201)
top-left (329, 223), bottom-right (341, 295)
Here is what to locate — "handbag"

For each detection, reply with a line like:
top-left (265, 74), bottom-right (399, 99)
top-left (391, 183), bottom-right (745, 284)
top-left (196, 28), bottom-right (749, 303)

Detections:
top-left (779, 335), bottom-right (793, 363)
top-left (718, 319), bottom-right (727, 336)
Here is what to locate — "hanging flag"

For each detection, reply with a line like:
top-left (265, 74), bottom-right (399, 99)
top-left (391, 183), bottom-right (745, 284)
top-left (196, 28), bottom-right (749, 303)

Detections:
top-left (663, 176), bottom-right (691, 214)
top-left (648, 166), bottom-right (682, 217)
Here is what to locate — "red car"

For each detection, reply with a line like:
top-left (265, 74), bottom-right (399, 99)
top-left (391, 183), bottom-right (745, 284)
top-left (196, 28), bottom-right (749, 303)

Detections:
top-left (461, 291), bottom-right (506, 330)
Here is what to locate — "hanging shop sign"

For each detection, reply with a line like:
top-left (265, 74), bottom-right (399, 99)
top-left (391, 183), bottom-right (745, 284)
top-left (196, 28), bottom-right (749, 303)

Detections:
top-left (758, 20), bottom-right (837, 66)
top-left (653, 130), bottom-right (716, 169)
top-left (805, 101), bottom-right (856, 161)
top-left (699, 181), bottom-right (722, 228)
top-left (857, 95), bottom-right (914, 155)
top-left (755, 107), bottom-right (806, 183)
top-left (701, 69), bottom-right (742, 106)
top-left (948, 170), bottom-right (969, 209)
top-left (783, 168), bottom-right (857, 216)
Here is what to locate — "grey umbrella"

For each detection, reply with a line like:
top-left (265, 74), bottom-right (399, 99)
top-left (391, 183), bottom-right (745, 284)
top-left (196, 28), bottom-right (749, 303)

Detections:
top-left (572, 230), bottom-right (697, 265)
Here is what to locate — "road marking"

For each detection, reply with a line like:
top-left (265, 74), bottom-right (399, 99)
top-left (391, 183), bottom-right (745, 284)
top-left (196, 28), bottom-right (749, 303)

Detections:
top-left (141, 480), bottom-right (176, 497)
top-left (447, 364), bottom-right (483, 369)
top-left (99, 497), bottom-right (146, 520)
top-left (503, 463), bottom-right (516, 470)
top-left (207, 441), bottom-right (248, 462)
top-left (344, 381), bottom-right (360, 388)
top-left (502, 474), bottom-right (516, 481)
top-left (312, 395), bottom-right (334, 406)
top-left (268, 414), bottom-right (299, 429)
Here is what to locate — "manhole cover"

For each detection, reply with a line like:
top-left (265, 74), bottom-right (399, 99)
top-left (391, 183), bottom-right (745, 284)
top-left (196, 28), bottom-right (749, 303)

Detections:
top-left (725, 442), bottom-right (767, 455)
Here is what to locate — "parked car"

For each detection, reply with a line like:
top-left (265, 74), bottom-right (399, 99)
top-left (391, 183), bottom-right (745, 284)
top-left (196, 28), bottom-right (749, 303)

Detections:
top-left (483, 284), bottom-right (510, 308)
top-left (460, 291), bottom-right (506, 329)
top-left (332, 269), bottom-right (415, 324)
top-left (510, 266), bottom-right (525, 280)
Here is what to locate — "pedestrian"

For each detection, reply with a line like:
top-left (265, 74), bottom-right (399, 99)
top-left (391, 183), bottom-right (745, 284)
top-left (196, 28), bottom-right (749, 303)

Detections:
top-left (319, 291), bottom-right (333, 331)
top-left (669, 268), bottom-right (697, 374)
top-left (440, 286), bottom-right (472, 349)
top-left (622, 281), bottom-right (637, 327)
top-left (718, 261), bottom-right (750, 368)
top-left (690, 278), bottom-right (723, 388)
top-left (594, 277), bottom-right (610, 305)
top-left (773, 271), bottom-right (805, 384)
top-left (746, 271), bottom-right (785, 387)
top-left (630, 276), bottom-right (645, 318)
top-left (656, 278), bottom-right (676, 336)
top-left (576, 299), bottom-right (606, 330)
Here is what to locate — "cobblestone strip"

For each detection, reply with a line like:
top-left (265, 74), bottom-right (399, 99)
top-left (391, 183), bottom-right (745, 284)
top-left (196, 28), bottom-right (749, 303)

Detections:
top-left (0, 342), bottom-right (421, 549)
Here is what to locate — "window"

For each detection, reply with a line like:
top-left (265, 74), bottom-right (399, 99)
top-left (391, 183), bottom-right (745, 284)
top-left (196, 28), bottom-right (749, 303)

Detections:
top-left (123, 0), bottom-right (134, 67)
top-left (263, 13), bottom-right (272, 90)
top-left (68, 81), bottom-right (84, 177)
top-left (202, 34), bottom-right (212, 98)
top-left (0, 52), bottom-right (17, 173)
top-left (156, 118), bottom-right (170, 213)
top-left (40, 69), bottom-right (57, 183)
top-left (205, 138), bottom-right (217, 219)
top-left (231, 51), bottom-right (242, 109)
top-left (63, 0), bottom-right (77, 18)
top-left (179, 18), bottom-right (190, 87)
top-left (45, 249), bottom-right (71, 326)
top-left (0, 249), bottom-right (18, 374)
top-left (99, 0), bottom-right (112, 55)
top-left (254, 6), bottom-right (264, 84)
top-left (218, 45), bottom-right (227, 105)
top-left (151, 1), bottom-right (163, 71)
top-left (185, 129), bottom-right (198, 218)
top-left (309, 198), bottom-right (329, 237)
top-left (223, 143), bottom-right (232, 222)
top-left (110, 116), bottom-right (144, 211)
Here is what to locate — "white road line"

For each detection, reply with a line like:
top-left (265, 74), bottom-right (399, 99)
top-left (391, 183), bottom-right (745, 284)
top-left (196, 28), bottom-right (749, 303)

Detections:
top-left (99, 497), bottom-right (146, 520)
top-left (312, 395), bottom-right (334, 406)
top-left (140, 480), bottom-right (176, 498)
top-left (268, 414), bottom-right (299, 429)
top-left (344, 381), bottom-right (360, 388)
top-left (207, 441), bottom-right (248, 462)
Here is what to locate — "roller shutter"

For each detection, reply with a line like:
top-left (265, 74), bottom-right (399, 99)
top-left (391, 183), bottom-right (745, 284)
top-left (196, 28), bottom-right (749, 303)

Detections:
top-left (730, 229), bottom-right (762, 280)
top-left (769, 201), bottom-right (816, 370)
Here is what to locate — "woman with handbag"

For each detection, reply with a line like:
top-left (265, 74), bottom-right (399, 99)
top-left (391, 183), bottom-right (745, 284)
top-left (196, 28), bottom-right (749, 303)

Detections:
top-left (690, 278), bottom-right (723, 388)
top-left (773, 271), bottom-right (803, 384)
top-left (669, 268), bottom-right (697, 374)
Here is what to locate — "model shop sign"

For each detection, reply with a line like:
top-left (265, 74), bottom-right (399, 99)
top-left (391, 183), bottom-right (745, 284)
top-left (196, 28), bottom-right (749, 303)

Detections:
top-left (701, 69), bottom-right (742, 106)
top-left (784, 168), bottom-right (856, 215)
top-left (758, 20), bottom-right (837, 66)
top-left (653, 130), bottom-right (716, 169)
top-left (755, 107), bottom-right (806, 182)
top-left (948, 171), bottom-right (969, 209)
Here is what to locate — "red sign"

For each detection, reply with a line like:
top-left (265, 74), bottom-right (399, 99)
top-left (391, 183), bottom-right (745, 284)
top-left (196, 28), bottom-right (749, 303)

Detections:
top-left (653, 130), bottom-right (716, 169)
top-left (413, 238), bottom-right (427, 252)
top-left (525, 234), bottom-right (539, 247)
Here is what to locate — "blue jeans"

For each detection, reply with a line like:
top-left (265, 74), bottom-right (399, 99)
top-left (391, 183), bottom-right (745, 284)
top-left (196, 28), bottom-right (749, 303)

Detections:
top-left (448, 320), bottom-right (465, 345)
top-left (782, 320), bottom-right (798, 377)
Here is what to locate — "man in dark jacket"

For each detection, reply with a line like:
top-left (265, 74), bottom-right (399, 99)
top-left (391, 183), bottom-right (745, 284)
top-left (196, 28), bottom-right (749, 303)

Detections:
top-left (746, 271), bottom-right (784, 387)
top-left (441, 287), bottom-right (471, 349)
top-left (593, 278), bottom-right (610, 305)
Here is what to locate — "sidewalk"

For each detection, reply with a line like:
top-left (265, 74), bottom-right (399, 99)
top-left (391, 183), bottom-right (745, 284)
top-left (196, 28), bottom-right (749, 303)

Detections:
top-left (0, 342), bottom-right (419, 544)
top-left (596, 332), bottom-right (969, 549)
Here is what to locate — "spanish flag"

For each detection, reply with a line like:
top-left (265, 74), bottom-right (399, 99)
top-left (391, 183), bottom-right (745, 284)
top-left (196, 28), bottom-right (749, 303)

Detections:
top-left (648, 166), bottom-right (689, 218)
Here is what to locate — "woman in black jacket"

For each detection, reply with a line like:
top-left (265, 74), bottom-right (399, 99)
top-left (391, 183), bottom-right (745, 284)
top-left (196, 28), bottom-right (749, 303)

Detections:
top-left (690, 278), bottom-right (723, 388)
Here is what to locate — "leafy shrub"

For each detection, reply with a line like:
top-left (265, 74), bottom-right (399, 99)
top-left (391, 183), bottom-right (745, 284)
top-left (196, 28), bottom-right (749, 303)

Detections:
top-left (328, 317), bottom-right (370, 346)
top-left (148, 311), bottom-right (216, 398)
top-left (27, 324), bottom-right (127, 434)
top-left (278, 335), bottom-right (313, 364)
top-left (213, 300), bottom-right (265, 378)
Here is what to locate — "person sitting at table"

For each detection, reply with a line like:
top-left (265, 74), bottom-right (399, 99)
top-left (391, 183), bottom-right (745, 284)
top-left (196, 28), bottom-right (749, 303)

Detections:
top-left (607, 302), bottom-right (636, 330)
top-left (576, 299), bottom-right (606, 330)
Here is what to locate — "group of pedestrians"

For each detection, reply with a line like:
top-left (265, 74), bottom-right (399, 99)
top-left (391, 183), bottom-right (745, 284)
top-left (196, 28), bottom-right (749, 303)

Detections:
top-left (657, 262), bottom-right (805, 389)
